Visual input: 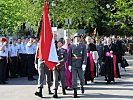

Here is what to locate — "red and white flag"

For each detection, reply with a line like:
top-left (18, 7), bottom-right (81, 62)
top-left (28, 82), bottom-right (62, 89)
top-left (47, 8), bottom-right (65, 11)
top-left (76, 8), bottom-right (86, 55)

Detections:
top-left (37, 2), bottom-right (58, 70)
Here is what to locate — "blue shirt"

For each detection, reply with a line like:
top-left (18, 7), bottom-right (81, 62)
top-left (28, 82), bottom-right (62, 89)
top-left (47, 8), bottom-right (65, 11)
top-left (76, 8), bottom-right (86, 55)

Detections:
top-left (9, 44), bottom-right (18, 57)
top-left (26, 42), bottom-right (37, 54)
top-left (0, 44), bottom-right (9, 57)
top-left (18, 42), bottom-right (27, 54)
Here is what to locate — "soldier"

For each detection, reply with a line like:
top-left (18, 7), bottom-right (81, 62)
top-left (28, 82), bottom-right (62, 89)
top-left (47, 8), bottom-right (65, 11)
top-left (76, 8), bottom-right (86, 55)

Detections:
top-left (26, 36), bottom-right (36, 81)
top-left (53, 39), bottom-right (67, 98)
top-left (68, 33), bottom-right (87, 98)
top-left (9, 39), bottom-right (19, 78)
top-left (18, 37), bottom-right (27, 77)
top-left (35, 41), bottom-right (53, 98)
top-left (0, 37), bottom-right (9, 84)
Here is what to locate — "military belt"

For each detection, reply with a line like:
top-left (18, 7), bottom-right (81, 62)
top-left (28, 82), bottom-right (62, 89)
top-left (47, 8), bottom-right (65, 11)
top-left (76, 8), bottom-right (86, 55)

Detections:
top-left (72, 57), bottom-right (82, 60)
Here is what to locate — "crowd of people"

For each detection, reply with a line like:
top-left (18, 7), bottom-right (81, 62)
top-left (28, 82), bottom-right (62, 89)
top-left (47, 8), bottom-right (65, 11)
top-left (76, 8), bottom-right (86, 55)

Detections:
top-left (0, 33), bottom-right (131, 98)
top-left (0, 36), bottom-right (38, 84)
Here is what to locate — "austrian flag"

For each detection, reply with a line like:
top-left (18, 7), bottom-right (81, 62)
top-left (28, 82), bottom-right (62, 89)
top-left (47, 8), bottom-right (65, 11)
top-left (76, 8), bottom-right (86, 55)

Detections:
top-left (37, 3), bottom-right (58, 70)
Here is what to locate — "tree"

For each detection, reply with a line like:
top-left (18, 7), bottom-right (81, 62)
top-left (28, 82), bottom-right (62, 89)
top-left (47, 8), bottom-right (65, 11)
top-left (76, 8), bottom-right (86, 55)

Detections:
top-left (0, 0), bottom-right (132, 36)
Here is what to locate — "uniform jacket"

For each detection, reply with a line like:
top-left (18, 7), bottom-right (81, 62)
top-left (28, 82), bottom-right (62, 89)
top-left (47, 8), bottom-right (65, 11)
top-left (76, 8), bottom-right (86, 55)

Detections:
top-left (56, 48), bottom-right (67, 66)
top-left (68, 43), bottom-right (87, 68)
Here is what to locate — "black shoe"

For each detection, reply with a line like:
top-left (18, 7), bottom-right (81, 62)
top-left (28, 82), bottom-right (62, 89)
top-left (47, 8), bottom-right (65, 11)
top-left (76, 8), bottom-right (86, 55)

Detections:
top-left (85, 81), bottom-right (87, 85)
top-left (35, 88), bottom-right (42, 98)
top-left (49, 91), bottom-right (53, 95)
top-left (91, 79), bottom-right (94, 83)
top-left (73, 88), bottom-right (78, 98)
top-left (48, 87), bottom-right (53, 95)
top-left (81, 87), bottom-right (84, 94)
top-left (53, 89), bottom-right (58, 98)
top-left (35, 92), bottom-right (42, 98)
top-left (62, 88), bottom-right (66, 95)
top-left (105, 78), bottom-right (107, 81)
top-left (118, 76), bottom-right (121, 78)
top-left (53, 94), bottom-right (58, 98)
top-left (65, 86), bottom-right (68, 90)
top-left (106, 81), bottom-right (111, 84)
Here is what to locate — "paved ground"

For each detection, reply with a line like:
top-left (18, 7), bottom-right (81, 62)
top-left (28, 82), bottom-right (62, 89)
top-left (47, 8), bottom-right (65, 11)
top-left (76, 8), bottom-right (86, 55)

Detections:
top-left (0, 53), bottom-right (133, 100)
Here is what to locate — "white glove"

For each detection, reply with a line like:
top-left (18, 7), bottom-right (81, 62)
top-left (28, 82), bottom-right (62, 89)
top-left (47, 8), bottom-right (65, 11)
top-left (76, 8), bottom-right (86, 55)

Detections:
top-left (35, 64), bottom-right (38, 70)
top-left (56, 62), bottom-right (60, 66)
top-left (82, 64), bottom-right (86, 71)
top-left (68, 66), bottom-right (72, 72)
top-left (3, 41), bottom-right (7, 46)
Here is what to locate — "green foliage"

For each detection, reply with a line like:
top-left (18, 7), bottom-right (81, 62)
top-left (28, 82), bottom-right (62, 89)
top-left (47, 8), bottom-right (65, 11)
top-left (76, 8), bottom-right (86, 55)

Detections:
top-left (0, 0), bottom-right (44, 35)
top-left (0, 0), bottom-right (132, 36)
top-left (100, 0), bottom-right (133, 35)
top-left (53, 0), bottom-right (98, 31)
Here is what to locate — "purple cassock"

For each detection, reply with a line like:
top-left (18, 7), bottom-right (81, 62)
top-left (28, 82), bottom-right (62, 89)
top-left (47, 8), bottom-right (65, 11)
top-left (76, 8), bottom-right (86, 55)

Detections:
top-left (62, 43), bottom-right (72, 87)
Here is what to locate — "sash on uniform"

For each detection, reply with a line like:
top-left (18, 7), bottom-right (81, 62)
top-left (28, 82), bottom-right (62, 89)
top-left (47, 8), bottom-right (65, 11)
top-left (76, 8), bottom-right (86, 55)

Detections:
top-left (105, 52), bottom-right (118, 78)
top-left (87, 53), bottom-right (95, 79)
top-left (113, 55), bottom-right (118, 78)
top-left (106, 52), bottom-right (111, 56)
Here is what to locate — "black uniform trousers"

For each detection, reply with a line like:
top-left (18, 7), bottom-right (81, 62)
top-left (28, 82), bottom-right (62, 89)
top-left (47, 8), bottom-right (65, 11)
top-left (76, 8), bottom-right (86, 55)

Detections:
top-left (0, 57), bottom-right (7, 82)
top-left (19, 54), bottom-right (27, 77)
top-left (10, 57), bottom-right (18, 78)
top-left (27, 54), bottom-right (35, 78)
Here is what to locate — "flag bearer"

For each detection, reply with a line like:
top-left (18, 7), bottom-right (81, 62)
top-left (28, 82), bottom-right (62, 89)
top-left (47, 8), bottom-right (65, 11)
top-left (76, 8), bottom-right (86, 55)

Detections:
top-left (35, 41), bottom-right (53, 98)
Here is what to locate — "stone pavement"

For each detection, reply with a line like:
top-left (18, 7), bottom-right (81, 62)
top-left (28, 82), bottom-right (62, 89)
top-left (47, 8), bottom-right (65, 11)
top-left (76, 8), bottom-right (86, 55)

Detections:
top-left (0, 54), bottom-right (133, 100)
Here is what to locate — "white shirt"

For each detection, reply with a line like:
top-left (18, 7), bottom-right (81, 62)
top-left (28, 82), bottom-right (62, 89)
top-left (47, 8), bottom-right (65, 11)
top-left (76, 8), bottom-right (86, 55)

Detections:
top-left (18, 42), bottom-right (27, 54)
top-left (9, 44), bottom-right (18, 57)
top-left (0, 44), bottom-right (9, 57)
top-left (26, 42), bottom-right (37, 54)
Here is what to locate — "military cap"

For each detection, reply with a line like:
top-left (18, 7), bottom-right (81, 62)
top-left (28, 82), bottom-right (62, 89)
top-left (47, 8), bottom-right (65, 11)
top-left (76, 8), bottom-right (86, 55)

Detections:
top-left (57, 38), bottom-right (64, 44)
top-left (74, 33), bottom-right (81, 38)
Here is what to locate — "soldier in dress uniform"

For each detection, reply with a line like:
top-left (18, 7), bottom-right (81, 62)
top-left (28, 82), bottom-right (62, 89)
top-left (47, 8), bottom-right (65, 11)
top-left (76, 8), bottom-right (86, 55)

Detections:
top-left (9, 39), bottom-right (19, 78)
top-left (35, 41), bottom-right (53, 98)
top-left (68, 33), bottom-right (87, 98)
top-left (53, 39), bottom-right (67, 98)
top-left (0, 37), bottom-right (9, 84)
top-left (26, 36), bottom-right (36, 80)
